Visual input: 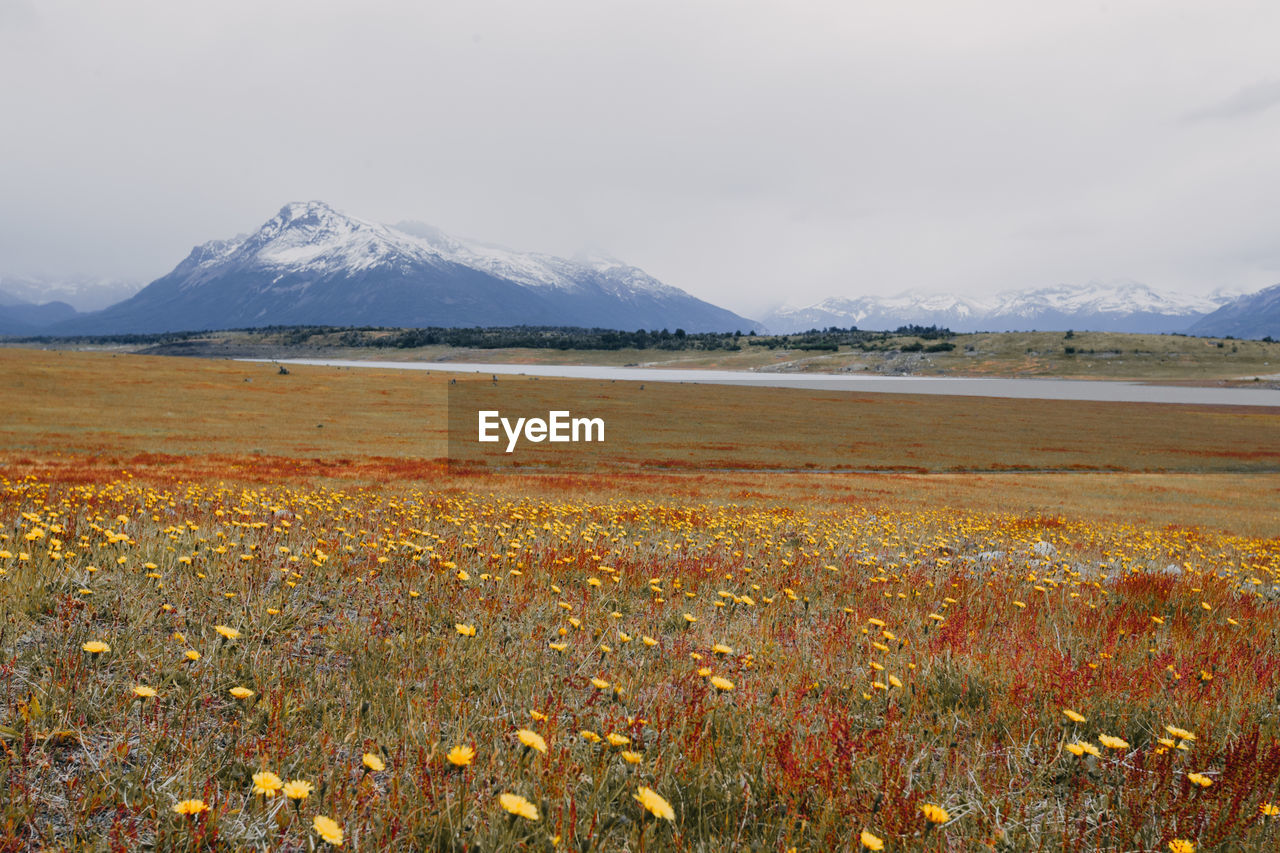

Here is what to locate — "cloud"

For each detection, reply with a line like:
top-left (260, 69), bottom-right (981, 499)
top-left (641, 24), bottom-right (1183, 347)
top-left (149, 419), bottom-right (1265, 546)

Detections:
top-left (0, 0), bottom-right (37, 30)
top-left (1184, 78), bottom-right (1280, 121)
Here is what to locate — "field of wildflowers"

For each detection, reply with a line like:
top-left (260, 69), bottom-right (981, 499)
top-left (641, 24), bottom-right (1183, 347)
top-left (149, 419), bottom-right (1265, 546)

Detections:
top-left (3, 477), bottom-right (1279, 850)
top-left (2, 348), bottom-right (1278, 850)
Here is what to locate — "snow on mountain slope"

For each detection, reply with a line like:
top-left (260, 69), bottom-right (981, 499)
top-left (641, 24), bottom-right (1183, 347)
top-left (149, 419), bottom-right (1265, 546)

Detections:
top-left (987, 281), bottom-right (1222, 319)
top-left (393, 220), bottom-right (687, 300)
top-left (166, 201), bottom-right (686, 303)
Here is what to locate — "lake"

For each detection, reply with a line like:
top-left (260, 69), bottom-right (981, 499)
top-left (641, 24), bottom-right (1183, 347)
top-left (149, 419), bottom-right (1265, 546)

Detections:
top-left (260, 359), bottom-right (1280, 407)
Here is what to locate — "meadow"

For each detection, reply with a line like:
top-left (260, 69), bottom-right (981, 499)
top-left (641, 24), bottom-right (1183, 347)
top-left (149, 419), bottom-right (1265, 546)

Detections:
top-left (2, 348), bottom-right (1279, 851)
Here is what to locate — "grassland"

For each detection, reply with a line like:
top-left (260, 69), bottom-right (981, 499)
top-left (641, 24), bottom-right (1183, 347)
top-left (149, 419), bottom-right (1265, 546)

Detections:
top-left (14, 327), bottom-right (1280, 382)
top-left (2, 347), bottom-right (1279, 851)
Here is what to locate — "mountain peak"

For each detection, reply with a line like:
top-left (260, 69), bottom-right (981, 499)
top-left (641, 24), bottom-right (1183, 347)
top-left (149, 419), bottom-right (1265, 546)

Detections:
top-left (275, 200), bottom-right (343, 224)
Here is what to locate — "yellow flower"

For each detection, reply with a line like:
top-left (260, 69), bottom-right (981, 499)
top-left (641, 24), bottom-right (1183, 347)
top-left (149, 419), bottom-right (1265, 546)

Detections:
top-left (455, 623), bottom-right (476, 637)
top-left (580, 730), bottom-right (602, 743)
top-left (606, 733), bottom-right (631, 747)
top-left (184, 650), bottom-right (200, 662)
top-left (591, 677), bottom-right (611, 690)
top-left (1098, 734), bottom-right (1130, 750)
top-left (313, 814), bottom-right (344, 846)
top-left (499, 793), bottom-right (539, 820)
top-left (1063, 709), bottom-right (1087, 724)
top-left (634, 786), bottom-right (675, 821)
top-left (709, 675), bottom-right (734, 692)
top-left (860, 829), bottom-right (885, 850)
top-left (214, 625), bottom-right (240, 640)
top-left (529, 709), bottom-right (548, 722)
top-left (1261, 802), bottom-right (1280, 817)
top-left (920, 803), bottom-right (950, 824)
top-left (362, 752), bottom-right (386, 772)
top-left (712, 643), bottom-right (733, 655)
top-left (621, 750), bottom-right (642, 764)
top-left (1168, 840), bottom-right (1194, 853)
top-left (133, 685), bottom-right (157, 698)
top-left (697, 666), bottom-right (712, 677)
top-left (229, 686), bottom-right (254, 699)
top-left (252, 771), bottom-right (283, 797)
top-left (1067, 741), bottom-right (1101, 757)
top-left (82, 640), bottom-right (110, 655)
top-left (1165, 725), bottom-right (1197, 741)
top-left (548, 641), bottom-right (567, 651)
top-left (283, 779), bottom-right (314, 800)
top-left (1186, 772), bottom-right (1213, 788)
top-left (172, 799), bottom-right (208, 816)
top-left (888, 675), bottom-right (903, 689)
top-left (517, 729), bottom-right (547, 753)
top-left (447, 745), bottom-right (475, 767)
top-left (642, 635), bottom-right (658, 646)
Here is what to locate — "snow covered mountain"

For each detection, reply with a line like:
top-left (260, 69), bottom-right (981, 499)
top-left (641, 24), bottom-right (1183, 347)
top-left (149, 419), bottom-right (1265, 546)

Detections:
top-left (764, 293), bottom-right (989, 334)
top-left (52, 202), bottom-right (755, 335)
top-left (763, 281), bottom-right (1234, 334)
top-left (1186, 284), bottom-right (1280, 339)
top-left (984, 282), bottom-right (1225, 333)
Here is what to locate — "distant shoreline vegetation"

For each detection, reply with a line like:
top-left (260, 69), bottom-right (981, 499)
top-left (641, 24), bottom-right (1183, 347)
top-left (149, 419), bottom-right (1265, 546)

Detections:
top-left (3, 323), bottom-right (958, 352)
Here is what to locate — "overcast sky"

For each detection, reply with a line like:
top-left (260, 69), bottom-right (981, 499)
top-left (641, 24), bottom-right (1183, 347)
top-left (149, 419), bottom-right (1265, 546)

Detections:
top-left (2, 0), bottom-right (1279, 315)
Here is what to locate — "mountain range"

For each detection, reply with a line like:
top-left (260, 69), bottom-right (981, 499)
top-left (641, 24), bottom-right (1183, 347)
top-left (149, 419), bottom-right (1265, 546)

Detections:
top-left (761, 282), bottom-right (1256, 335)
top-left (1, 201), bottom-right (1276, 338)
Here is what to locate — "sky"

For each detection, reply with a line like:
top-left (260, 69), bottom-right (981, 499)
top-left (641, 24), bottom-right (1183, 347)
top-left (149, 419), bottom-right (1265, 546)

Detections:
top-left (2, 0), bottom-right (1279, 317)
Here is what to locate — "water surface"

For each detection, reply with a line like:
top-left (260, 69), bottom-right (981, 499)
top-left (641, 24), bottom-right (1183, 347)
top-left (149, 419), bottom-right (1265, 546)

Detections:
top-left (262, 359), bottom-right (1280, 407)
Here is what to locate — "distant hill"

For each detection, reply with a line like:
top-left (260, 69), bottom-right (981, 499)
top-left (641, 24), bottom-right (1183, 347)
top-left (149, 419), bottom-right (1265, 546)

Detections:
top-left (0, 288), bottom-right (79, 335)
top-left (1186, 284), bottom-right (1280, 339)
top-left (49, 202), bottom-right (756, 335)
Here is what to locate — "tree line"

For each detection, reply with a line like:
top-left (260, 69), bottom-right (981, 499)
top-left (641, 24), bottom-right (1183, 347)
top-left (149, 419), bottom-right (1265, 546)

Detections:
top-left (14, 323), bottom-right (955, 352)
